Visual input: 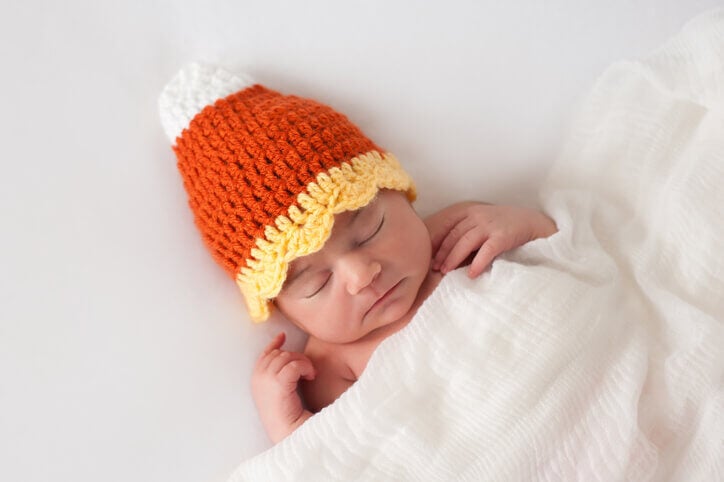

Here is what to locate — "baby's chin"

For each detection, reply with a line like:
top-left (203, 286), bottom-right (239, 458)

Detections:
top-left (313, 298), bottom-right (415, 345)
top-left (364, 307), bottom-right (405, 334)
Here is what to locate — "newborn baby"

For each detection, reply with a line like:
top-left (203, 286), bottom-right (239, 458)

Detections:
top-left (159, 63), bottom-right (557, 445)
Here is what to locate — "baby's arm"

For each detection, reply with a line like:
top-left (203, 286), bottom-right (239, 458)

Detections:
top-left (425, 201), bottom-right (557, 277)
top-left (251, 332), bottom-right (316, 443)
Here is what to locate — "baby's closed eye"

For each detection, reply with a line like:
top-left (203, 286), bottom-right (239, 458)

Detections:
top-left (357, 215), bottom-right (384, 246)
top-left (305, 273), bottom-right (331, 298)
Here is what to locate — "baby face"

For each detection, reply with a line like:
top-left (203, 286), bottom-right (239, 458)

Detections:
top-left (273, 189), bottom-right (432, 344)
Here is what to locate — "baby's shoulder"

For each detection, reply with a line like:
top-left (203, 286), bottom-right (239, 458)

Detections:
top-left (300, 337), bottom-right (356, 413)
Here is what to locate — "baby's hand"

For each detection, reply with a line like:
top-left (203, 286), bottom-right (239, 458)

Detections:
top-left (429, 203), bottom-right (557, 278)
top-left (251, 332), bottom-right (316, 443)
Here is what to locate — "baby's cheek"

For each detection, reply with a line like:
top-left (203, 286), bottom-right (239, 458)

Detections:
top-left (412, 221), bottom-right (433, 261)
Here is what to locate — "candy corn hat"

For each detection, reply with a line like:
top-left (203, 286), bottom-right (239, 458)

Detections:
top-left (158, 63), bottom-right (416, 322)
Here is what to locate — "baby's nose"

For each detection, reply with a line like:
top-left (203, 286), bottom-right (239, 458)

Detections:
top-left (342, 257), bottom-right (382, 295)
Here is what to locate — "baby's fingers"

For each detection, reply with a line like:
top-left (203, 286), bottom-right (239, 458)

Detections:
top-left (433, 218), bottom-right (474, 270)
top-left (429, 211), bottom-right (466, 253)
top-left (266, 350), bottom-right (309, 375)
top-left (438, 227), bottom-right (488, 274)
top-left (278, 356), bottom-right (316, 389)
top-left (467, 237), bottom-right (505, 278)
top-left (262, 332), bottom-right (285, 355)
top-left (255, 332), bottom-right (286, 371)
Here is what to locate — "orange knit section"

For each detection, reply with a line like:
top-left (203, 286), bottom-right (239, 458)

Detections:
top-left (172, 85), bottom-right (381, 278)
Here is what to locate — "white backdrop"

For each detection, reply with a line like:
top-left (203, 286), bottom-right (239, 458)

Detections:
top-left (1, 1), bottom-right (721, 481)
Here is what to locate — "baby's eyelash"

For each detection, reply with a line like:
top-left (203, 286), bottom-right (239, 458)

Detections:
top-left (361, 216), bottom-right (385, 244)
top-left (306, 274), bottom-right (331, 298)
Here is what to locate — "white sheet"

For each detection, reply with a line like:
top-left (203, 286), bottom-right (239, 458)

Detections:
top-left (227, 8), bottom-right (724, 480)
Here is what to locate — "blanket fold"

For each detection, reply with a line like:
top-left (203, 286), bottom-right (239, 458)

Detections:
top-left (229, 8), bottom-right (724, 481)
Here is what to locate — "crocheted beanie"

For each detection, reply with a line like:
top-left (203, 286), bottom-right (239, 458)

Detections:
top-left (159, 63), bottom-right (416, 322)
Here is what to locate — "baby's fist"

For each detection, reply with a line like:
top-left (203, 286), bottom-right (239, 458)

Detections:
top-left (251, 332), bottom-right (316, 443)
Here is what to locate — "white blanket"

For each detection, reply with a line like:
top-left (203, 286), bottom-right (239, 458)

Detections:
top-left (228, 9), bottom-right (724, 481)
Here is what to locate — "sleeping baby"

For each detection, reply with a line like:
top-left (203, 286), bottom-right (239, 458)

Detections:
top-left (159, 63), bottom-right (557, 444)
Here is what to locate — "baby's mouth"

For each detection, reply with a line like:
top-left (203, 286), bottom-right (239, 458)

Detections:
top-left (365, 278), bottom-right (404, 318)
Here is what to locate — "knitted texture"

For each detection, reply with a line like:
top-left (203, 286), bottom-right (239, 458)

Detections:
top-left (159, 64), bottom-right (415, 321)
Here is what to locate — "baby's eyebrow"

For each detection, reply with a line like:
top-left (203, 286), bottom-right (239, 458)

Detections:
top-left (285, 265), bottom-right (310, 288)
top-left (350, 207), bottom-right (364, 223)
top-left (347, 202), bottom-right (374, 227)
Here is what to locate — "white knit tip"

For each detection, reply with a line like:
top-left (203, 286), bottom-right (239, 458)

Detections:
top-left (158, 62), bottom-right (255, 143)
